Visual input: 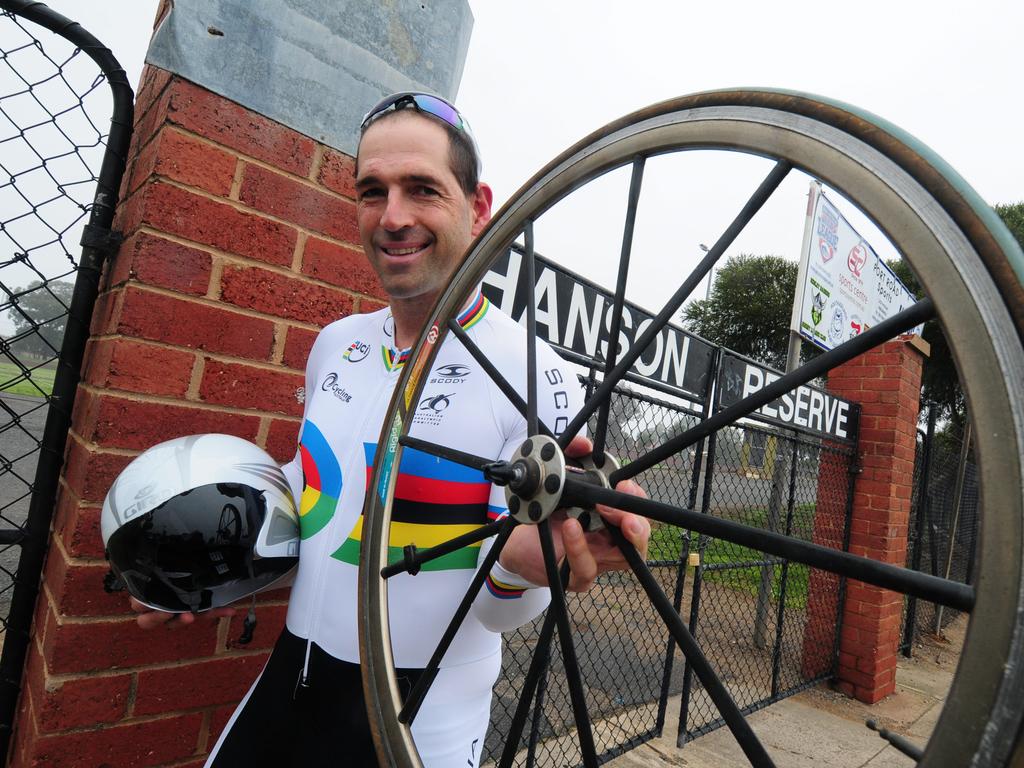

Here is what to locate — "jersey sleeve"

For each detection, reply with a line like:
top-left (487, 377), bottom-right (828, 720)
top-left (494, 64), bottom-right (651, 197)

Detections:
top-left (469, 338), bottom-right (586, 633)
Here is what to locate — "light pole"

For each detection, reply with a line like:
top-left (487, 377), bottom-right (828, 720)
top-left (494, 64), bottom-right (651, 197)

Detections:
top-left (700, 243), bottom-right (713, 300)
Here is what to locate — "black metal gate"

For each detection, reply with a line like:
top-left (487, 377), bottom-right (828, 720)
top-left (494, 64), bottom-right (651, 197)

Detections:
top-left (0, 2), bottom-right (132, 759)
top-left (900, 405), bottom-right (977, 655)
top-left (482, 342), bottom-right (858, 766)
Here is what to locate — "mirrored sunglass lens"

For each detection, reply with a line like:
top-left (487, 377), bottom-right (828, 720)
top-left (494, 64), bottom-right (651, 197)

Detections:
top-left (412, 95), bottom-right (461, 129)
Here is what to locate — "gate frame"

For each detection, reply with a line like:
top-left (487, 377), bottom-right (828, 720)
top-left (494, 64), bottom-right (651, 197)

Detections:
top-left (0, 2), bottom-right (133, 760)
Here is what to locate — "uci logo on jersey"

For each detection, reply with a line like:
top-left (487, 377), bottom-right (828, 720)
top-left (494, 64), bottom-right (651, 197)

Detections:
top-left (430, 363), bottom-right (470, 384)
top-left (343, 340), bottom-right (370, 363)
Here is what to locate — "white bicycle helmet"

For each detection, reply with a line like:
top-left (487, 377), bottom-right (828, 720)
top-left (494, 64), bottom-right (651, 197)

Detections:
top-left (101, 434), bottom-right (300, 613)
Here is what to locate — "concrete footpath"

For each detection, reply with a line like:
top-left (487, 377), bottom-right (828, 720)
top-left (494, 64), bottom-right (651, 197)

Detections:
top-left (608, 622), bottom-right (962, 767)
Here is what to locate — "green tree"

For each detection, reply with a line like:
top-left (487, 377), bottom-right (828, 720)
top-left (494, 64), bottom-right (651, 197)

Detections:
top-left (994, 201), bottom-right (1024, 248)
top-left (888, 202), bottom-right (1024, 425)
top-left (681, 254), bottom-right (811, 370)
top-left (885, 259), bottom-right (961, 422)
top-left (3, 280), bottom-right (75, 359)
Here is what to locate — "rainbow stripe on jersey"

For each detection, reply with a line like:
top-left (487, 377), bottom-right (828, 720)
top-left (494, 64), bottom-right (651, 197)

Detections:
top-left (484, 572), bottom-right (526, 600)
top-left (332, 443), bottom-right (503, 570)
top-left (297, 422), bottom-right (342, 540)
top-left (377, 291), bottom-right (490, 373)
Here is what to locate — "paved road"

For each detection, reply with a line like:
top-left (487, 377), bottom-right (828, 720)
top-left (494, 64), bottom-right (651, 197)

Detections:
top-left (0, 393), bottom-right (50, 624)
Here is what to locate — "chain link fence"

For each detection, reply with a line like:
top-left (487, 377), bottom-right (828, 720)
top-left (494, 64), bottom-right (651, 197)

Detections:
top-left (678, 422), bottom-right (854, 742)
top-left (0, 3), bottom-right (131, 757)
top-left (0, 0), bottom-right (111, 642)
top-left (485, 380), bottom-right (855, 765)
top-left (900, 408), bottom-right (978, 654)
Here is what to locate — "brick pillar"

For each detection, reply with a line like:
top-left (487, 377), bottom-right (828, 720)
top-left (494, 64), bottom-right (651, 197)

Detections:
top-left (802, 336), bottom-right (927, 704)
top-left (7, 65), bottom-right (387, 767)
top-left (800, 439), bottom-right (852, 680)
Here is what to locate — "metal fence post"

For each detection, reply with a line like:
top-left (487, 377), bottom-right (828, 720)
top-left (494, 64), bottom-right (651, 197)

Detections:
top-left (770, 436), bottom-right (800, 697)
top-left (934, 419), bottom-right (972, 634)
top-left (656, 350), bottom-right (718, 735)
top-left (902, 405), bottom-right (936, 656)
top-left (676, 354), bottom-right (723, 748)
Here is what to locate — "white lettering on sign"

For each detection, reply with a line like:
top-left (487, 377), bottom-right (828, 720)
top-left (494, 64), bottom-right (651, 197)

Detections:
top-left (481, 248), bottom-right (715, 399)
top-left (738, 360), bottom-right (850, 440)
top-left (565, 282), bottom-right (603, 356)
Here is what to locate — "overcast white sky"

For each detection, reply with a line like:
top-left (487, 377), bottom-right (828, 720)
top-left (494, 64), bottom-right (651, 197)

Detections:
top-left (33, 0), bottom-right (1024, 314)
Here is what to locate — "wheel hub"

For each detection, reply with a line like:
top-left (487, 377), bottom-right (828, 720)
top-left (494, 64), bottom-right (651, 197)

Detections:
top-left (485, 436), bottom-right (621, 528)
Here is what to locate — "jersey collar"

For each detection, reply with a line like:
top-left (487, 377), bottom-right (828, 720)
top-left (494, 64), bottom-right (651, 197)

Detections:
top-left (380, 289), bottom-right (490, 373)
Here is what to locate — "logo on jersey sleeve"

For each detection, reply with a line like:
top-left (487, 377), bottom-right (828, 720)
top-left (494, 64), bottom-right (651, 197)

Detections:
top-left (320, 372), bottom-right (353, 403)
top-left (297, 421), bottom-right (342, 539)
top-left (343, 339), bottom-right (370, 362)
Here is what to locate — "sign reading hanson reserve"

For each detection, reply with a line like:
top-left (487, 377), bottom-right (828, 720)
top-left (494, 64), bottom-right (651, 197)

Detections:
top-left (717, 352), bottom-right (857, 442)
top-left (481, 247), bottom-right (716, 401)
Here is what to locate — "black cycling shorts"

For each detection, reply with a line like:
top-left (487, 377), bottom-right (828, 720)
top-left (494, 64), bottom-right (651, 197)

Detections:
top-left (207, 627), bottom-right (422, 767)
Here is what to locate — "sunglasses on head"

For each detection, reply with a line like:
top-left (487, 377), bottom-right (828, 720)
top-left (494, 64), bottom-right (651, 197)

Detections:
top-left (360, 92), bottom-right (480, 160)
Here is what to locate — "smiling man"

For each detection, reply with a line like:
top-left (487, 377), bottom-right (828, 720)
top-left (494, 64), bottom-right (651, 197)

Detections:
top-left (134, 93), bottom-right (649, 768)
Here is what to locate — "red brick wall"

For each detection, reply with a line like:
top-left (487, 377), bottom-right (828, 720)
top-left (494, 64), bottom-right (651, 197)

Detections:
top-left (800, 337), bottom-right (926, 704)
top-left (8, 67), bottom-right (386, 767)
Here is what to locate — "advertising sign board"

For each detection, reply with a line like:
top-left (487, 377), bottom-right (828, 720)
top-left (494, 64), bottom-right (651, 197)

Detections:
top-left (792, 185), bottom-right (921, 351)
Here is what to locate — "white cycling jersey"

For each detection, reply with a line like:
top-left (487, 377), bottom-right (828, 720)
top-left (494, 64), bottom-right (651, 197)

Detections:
top-left (280, 290), bottom-right (584, 669)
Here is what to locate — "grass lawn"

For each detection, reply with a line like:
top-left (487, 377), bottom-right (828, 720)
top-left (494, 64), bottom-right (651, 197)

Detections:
top-left (649, 504), bottom-right (816, 610)
top-left (0, 360), bottom-right (56, 397)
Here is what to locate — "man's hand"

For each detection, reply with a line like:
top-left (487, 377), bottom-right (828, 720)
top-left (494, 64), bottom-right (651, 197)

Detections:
top-left (498, 435), bottom-right (650, 593)
top-left (129, 597), bottom-right (235, 629)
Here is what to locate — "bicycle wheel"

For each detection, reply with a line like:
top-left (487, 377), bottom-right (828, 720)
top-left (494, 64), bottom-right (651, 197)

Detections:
top-left (359, 89), bottom-right (1024, 768)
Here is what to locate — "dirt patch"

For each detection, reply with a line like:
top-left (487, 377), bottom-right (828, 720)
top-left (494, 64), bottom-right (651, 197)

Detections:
top-left (796, 612), bottom-right (965, 740)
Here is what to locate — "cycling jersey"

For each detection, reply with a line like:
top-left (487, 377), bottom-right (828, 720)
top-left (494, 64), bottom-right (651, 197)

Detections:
top-left (207, 292), bottom-right (583, 767)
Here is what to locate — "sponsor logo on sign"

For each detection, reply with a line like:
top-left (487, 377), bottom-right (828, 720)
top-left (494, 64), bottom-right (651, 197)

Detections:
top-left (848, 315), bottom-right (864, 340)
top-left (847, 242), bottom-right (868, 278)
top-left (811, 291), bottom-right (826, 326)
top-left (431, 363), bottom-right (471, 384)
top-left (828, 302), bottom-right (847, 347)
top-left (818, 238), bottom-right (834, 263)
top-left (321, 372), bottom-right (353, 402)
top-left (343, 340), bottom-right (370, 363)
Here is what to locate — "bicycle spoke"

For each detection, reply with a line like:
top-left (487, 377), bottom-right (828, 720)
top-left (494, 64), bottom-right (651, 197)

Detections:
top-left (538, 519), bottom-right (598, 767)
top-left (557, 160), bottom-right (793, 448)
top-left (399, 518), bottom-right (517, 725)
top-left (448, 320), bottom-right (556, 439)
top-left (611, 298), bottom-right (936, 483)
top-left (380, 519), bottom-right (508, 579)
top-left (606, 523), bottom-right (776, 768)
top-left (563, 478), bottom-right (974, 612)
top-left (398, 434), bottom-right (495, 471)
top-left (593, 156), bottom-right (646, 461)
top-left (524, 220), bottom-right (539, 437)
